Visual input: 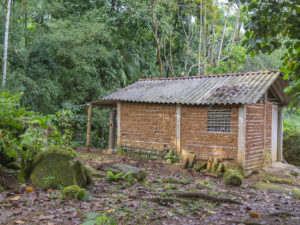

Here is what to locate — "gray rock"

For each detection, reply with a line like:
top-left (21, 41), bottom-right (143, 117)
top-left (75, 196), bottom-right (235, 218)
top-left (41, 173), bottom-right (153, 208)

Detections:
top-left (105, 163), bottom-right (146, 181)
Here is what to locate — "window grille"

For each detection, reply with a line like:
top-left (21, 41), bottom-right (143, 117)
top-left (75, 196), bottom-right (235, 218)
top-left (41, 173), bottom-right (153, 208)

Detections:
top-left (207, 108), bottom-right (231, 133)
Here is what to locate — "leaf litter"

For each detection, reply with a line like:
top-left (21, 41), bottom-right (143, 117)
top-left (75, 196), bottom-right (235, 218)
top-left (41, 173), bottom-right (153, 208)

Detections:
top-left (0, 150), bottom-right (299, 225)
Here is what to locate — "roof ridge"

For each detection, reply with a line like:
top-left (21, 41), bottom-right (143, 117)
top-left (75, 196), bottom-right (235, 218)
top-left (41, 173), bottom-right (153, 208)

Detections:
top-left (139, 70), bottom-right (279, 81)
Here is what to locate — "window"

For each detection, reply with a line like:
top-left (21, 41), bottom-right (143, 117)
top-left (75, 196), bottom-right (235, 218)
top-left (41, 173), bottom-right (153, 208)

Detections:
top-left (207, 108), bottom-right (231, 133)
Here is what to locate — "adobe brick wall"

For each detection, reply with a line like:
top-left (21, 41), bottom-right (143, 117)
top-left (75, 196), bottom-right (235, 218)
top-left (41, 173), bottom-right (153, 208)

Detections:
top-left (245, 101), bottom-right (273, 172)
top-left (120, 102), bottom-right (176, 152)
top-left (181, 105), bottom-right (239, 161)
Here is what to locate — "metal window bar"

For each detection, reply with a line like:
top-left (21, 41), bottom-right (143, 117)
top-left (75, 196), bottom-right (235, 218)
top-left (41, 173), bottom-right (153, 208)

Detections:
top-left (207, 108), bottom-right (231, 133)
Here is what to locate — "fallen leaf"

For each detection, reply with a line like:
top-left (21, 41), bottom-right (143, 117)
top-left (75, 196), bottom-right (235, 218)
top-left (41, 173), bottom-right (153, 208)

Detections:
top-left (14, 220), bottom-right (25, 224)
top-left (9, 196), bottom-right (21, 201)
top-left (39, 215), bottom-right (55, 220)
top-left (249, 211), bottom-right (260, 218)
top-left (25, 186), bottom-right (34, 193)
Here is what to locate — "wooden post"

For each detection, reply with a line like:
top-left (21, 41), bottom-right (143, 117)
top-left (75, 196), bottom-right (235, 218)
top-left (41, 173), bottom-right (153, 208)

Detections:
top-left (176, 104), bottom-right (181, 155)
top-left (277, 106), bottom-right (283, 162)
top-left (109, 109), bottom-right (116, 151)
top-left (237, 105), bottom-right (246, 169)
top-left (117, 103), bottom-right (121, 147)
top-left (86, 104), bottom-right (92, 150)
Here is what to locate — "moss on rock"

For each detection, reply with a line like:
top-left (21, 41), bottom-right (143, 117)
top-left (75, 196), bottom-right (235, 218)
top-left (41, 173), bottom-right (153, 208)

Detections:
top-left (62, 185), bottom-right (88, 200)
top-left (29, 147), bottom-right (92, 188)
top-left (223, 169), bottom-right (244, 186)
top-left (254, 182), bottom-right (291, 194)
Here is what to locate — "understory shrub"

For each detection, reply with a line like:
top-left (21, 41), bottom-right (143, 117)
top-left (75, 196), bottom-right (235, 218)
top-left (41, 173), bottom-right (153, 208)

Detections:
top-left (283, 131), bottom-right (300, 167)
top-left (0, 92), bottom-right (76, 180)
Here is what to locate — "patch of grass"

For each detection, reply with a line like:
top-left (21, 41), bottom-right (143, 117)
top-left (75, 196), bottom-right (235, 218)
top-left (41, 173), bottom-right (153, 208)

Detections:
top-left (198, 181), bottom-right (216, 190)
top-left (161, 177), bottom-right (189, 184)
top-left (293, 188), bottom-right (300, 199)
top-left (165, 184), bottom-right (177, 190)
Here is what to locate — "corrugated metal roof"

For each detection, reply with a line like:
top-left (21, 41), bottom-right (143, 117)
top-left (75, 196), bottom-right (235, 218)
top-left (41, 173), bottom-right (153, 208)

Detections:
top-left (98, 71), bottom-right (288, 106)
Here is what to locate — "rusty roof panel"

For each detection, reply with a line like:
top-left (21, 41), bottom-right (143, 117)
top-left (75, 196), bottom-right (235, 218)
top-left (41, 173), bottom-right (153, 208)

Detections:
top-left (100, 71), bottom-right (285, 105)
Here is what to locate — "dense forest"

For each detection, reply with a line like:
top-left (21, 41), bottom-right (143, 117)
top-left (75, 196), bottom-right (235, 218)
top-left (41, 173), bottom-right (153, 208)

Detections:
top-left (0, 0), bottom-right (299, 147)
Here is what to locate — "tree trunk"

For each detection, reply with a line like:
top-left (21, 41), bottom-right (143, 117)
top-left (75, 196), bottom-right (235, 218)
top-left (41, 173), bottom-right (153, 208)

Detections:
top-left (150, 0), bottom-right (163, 78)
top-left (230, 0), bottom-right (241, 49)
top-left (216, 2), bottom-right (231, 69)
top-left (2, 0), bottom-right (11, 90)
top-left (203, 1), bottom-right (207, 75)
top-left (23, 0), bottom-right (28, 48)
top-left (197, 2), bottom-right (202, 75)
top-left (210, 0), bottom-right (218, 73)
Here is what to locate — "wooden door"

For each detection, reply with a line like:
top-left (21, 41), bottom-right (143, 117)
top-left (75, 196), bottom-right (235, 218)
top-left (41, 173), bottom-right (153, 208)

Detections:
top-left (272, 105), bottom-right (278, 162)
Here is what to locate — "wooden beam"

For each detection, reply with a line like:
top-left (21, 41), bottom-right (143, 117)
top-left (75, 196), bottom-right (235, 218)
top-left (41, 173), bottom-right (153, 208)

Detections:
top-left (109, 109), bottom-right (116, 151)
top-left (117, 102), bottom-right (121, 147)
top-left (237, 105), bottom-right (246, 169)
top-left (86, 104), bottom-right (92, 150)
top-left (176, 104), bottom-right (181, 155)
top-left (277, 106), bottom-right (283, 162)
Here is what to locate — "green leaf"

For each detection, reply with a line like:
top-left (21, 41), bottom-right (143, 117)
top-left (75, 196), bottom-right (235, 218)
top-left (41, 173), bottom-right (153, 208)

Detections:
top-left (81, 221), bottom-right (96, 225)
top-left (87, 212), bottom-right (99, 220)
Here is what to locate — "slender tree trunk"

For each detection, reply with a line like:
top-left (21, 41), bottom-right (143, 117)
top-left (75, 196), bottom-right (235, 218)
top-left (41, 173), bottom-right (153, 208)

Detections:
top-left (197, 1), bottom-right (202, 75)
top-left (216, 2), bottom-right (231, 69)
top-left (2, 0), bottom-right (11, 90)
top-left (203, 1), bottom-right (207, 75)
top-left (231, 0), bottom-right (241, 49)
top-left (23, 0), bottom-right (28, 47)
top-left (210, 0), bottom-right (218, 73)
top-left (150, 0), bottom-right (163, 78)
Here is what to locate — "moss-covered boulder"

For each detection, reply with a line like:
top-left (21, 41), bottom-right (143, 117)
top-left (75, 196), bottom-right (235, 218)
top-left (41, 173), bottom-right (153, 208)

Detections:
top-left (223, 168), bottom-right (244, 186)
top-left (29, 148), bottom-right (92, 188)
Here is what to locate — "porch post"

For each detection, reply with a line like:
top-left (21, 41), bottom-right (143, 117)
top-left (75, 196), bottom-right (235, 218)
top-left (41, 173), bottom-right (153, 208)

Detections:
top-left (109, 109), bottom-right (116, 151)
top-left (86, 104), bottom-right (93, 150)
top-left (117, 102), bottom-right (121, 148)
top-left (176, 104), bottom-right (181, 155)
top-left (277, 106), bottom-right (283, 162)
top-left (237, 105), bottom-right (246, 169)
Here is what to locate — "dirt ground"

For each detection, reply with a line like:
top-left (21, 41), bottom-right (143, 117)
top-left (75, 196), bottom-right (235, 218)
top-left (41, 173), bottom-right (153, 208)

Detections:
top-left (0, 149), bottom-right (300, 225)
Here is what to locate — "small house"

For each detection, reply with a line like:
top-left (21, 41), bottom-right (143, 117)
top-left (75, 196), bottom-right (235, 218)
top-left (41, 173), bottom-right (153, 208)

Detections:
top-left (89, 71), bottom-right (290, 174)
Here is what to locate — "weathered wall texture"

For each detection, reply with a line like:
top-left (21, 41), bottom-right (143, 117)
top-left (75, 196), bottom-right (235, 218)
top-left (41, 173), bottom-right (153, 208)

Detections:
top-left (180, 105), bottom-right (239, 161)
top-left (245, 101), bottom-right (273, 172)
top-left (120, 103), bottom-right (176, 152)
top-left (119, 101), bottom-right (276, 172)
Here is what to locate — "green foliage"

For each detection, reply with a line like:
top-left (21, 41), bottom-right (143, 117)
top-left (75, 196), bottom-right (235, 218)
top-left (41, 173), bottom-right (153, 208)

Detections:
top-left (243, 0), bottom-right (300, 104)
top-left (283, 108), bottom-right (300, 131)
top-left (106, 171), bottom-right (133, 184)
top-left (165, 150), bottom-right (179, 164)
top-left (82, 212), bottom-right (117, 225)
top-left (106, 171), bottom-right (124, 182)
top-left (0, 92), bottom-right (77, 176)
top-left (283, 131), bottom-right (300, 167)
top-left (62, 185), bottom-right (88, 201)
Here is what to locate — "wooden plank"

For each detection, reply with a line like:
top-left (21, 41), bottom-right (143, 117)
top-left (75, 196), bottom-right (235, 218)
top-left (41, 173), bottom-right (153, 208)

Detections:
top-left (86, 104), bottom-right (92, 150)
top-left (237, 105), bottom-right (246, 168)
top-left (176, 104), bottom-right (181, 155)
top-left (277, 106), bottom-right (283, 162)
top-left (117, 102), bottom-right (121, 147)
